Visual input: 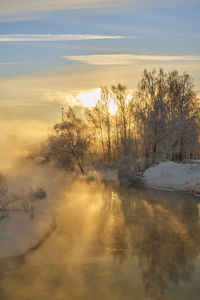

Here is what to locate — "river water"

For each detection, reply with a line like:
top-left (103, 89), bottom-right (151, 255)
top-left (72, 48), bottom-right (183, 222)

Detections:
top-left (0, 179), bottom-right (200, 300)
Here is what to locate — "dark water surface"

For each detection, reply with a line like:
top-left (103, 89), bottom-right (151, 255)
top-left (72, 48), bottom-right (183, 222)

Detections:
top-left (1, 180), bottom-right (200, 300)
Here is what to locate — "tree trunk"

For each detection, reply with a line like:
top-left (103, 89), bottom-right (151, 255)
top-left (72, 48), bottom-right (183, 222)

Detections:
top-left (152, 143), bottom-right (157, 164)
top-left (179, 138), bottom-right (184, 161)
top-left (74, 156), bottom-right (85, 175)
top-left (77, 161), bottom-right (85, 175)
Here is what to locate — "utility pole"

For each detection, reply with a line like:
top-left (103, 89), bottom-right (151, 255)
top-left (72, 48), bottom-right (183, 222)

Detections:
top-left (61, 107), bottom-right (64, 121)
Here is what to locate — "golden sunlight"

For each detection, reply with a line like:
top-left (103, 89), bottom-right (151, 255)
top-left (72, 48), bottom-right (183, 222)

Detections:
top-left (108, 99), bottom-right (117, 115)
top-left (77, 88), bottom-right (101, 108)
top-left (76, 88), bottom-right (117, 115)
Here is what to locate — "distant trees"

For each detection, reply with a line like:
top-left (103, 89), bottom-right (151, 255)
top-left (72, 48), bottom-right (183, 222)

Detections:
top-left (47, 69), bottom-right (199, 173)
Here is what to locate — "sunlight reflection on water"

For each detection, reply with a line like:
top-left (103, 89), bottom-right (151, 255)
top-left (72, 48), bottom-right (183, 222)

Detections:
top-left (0, 179), bottom-right (200, 300)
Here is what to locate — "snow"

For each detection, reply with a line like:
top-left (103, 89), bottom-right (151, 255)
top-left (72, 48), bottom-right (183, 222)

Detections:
top-left (0, 162), bottom-right (66, 261)
top-left (0, 196), bottom-right (56, 260)
top-left (143, 161), bottom-right (200, 195)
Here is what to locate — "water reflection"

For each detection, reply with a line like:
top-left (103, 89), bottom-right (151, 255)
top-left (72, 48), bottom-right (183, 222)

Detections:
top-left (0, 179), bottom-right (200, 300)
top-left (118, 187), bottom-right (200, 296)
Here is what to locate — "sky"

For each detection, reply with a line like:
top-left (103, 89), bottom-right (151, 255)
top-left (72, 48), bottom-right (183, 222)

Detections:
top-left (0, 0), bottom-right (200, 124)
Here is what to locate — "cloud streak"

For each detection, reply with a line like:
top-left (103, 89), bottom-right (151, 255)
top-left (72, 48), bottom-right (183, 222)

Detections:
top-left (0, 34), bottom-right (134, 42)
top-left (1, 0), bottom-right (197, 18)
top-left (64, 54), bottom-right (200, 65)
top-left (0, 0), bottom-right (129, 19)
top-left (0, 0), bottom-right (198, 22)
top-left (0, 62), bottom-right (29, 65)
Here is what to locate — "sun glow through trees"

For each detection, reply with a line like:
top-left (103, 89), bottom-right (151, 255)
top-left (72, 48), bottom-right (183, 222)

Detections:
top-left (76, 88), bottom-right (118, 115)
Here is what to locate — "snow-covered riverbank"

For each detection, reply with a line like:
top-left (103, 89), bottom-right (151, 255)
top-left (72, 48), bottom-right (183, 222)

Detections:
top-left (0, 199), bottom-right (55, 259)
top-left (143, 161), bottom-right (200, 196)
top-left (0, 162), bottom-right (66, 261)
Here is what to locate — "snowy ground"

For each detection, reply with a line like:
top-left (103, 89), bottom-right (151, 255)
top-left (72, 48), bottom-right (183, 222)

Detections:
top-left (0, 199), bottom-right (55, 260)
top-left (0, 162), bottom-right (66, 261)
top-left (143, 161), bottom-right (200, 196)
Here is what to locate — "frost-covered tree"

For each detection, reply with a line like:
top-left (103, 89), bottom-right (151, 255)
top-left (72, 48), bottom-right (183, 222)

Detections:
top-left (166, 71), bottom-right (199, 161)
top-left (86, 87), bottom-right (113, 162)
top-left (135, 69), bottom-right (199, 164)
top-left (48, 107), bottom-right (91, 174)
top-left (135, 69), bottom-right (168, 166)
top-left (45, 69), bottom-right (199, 172)
top-left (111, 84), bottom-right (130, 155)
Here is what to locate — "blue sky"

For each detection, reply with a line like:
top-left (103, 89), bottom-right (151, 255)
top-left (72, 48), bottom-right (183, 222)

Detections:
top-left (0, 0), bottom-right (199, 123)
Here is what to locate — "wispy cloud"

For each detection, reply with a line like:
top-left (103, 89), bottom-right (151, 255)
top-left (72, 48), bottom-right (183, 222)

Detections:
top-left (0, 34), bottom-right (134, 42)
top-left (0, 62), bottom-right (29, 65)
top-left (1, 0), bottom-right (196, 18)
top-left (64, 54), bottom-right (200, 65)
top-left (0, 0), bottom-right (129, 20)
top-left (0, 13), bottom-right (47, 22)
top-left (0, 0), bottom-right (198, 22)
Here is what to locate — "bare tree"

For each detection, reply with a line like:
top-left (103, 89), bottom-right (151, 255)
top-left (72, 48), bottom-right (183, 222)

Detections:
top-left (86, 87), bottom-right (114, 163)
top-left (135, 69), bottom-right (168, 165)
top-left (48, 107), bottom-right (91, 174)
top-left (112, 84), bottom-right (130, 155)
top-left (47, 69), bottom-right (199, 173)
top-left (166, 71), bottom-right (199, 161)
top-left (135, 69), bottom-right (199, 164)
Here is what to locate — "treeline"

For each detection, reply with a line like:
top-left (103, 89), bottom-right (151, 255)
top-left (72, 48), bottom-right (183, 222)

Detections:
top-left (46, 69), bottom-right (200, 173)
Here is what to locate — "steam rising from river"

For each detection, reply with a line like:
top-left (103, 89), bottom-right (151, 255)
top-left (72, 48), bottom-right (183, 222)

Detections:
top-left (1, 178), bottom-right (200, 299)
top-left (1, 120), bottom-right (200, 299)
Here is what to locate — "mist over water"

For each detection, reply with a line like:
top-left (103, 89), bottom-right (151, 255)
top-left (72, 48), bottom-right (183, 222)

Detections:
top-left (0, 120), bottom-right (200, 300)
top-left (0, 0), bottom-right (199, 297)
top-left (0, 179), bottom-right (200, 300)
top-left (0, 119), bottom-right (48, 172)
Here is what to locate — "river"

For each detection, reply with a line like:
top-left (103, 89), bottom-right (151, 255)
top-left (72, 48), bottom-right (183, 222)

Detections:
top-left (0, 179), bottom-right (200, 300)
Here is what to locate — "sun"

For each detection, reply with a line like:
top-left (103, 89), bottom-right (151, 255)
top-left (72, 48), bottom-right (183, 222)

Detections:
top-left (76, 88), bottom-right (118, 115)
top-left (108, 100), bottom-right (117, 115)
top-left (77, 88), bottom-right (101, 108)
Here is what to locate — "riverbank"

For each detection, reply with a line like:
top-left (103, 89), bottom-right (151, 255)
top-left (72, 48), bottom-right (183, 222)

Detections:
top-left (143, 161), bottom-right (200, 196)
top-left (0, 198), bottom-right (55, 260)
